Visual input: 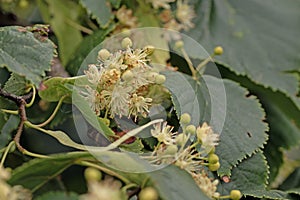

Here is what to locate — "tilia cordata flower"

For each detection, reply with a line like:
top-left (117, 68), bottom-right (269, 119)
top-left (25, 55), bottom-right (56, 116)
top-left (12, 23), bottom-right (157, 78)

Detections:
top-left (82, 37), bottom-right (168, 121)
top-left (145, 113), bottom-right (241, 199)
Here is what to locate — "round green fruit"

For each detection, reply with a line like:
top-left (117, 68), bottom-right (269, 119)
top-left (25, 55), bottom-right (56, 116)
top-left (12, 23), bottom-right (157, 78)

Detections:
top-left (230, 190), bottom-right (242, 200)
top-left (139, 187), bottom-right (159, 200)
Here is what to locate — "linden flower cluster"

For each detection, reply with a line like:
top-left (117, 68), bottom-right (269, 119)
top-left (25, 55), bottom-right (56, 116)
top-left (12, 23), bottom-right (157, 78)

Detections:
top-left (0, 167), bottom-right (32, 200)
top-left (83, 37), bottom-right (167, 120)
top-left (113, 5), bottom-right (138, 33)
top-left (146, 113), bottom-right (242, 200)
top-left (147, 0), bottom-right (196, 39)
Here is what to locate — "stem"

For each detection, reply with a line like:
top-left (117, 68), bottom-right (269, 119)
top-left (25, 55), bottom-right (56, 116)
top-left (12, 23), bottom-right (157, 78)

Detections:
top-left (122, 183), bottom-right (139, 192)
top-left (104, 109), bottom-right (109, 119)
top-left (14, 102), bottom-right (27, 153)
top-left (217, 195), bottom-right (230, 199)
top-left (123, 183), bottom-right (140, 198)
top-left (26, 85), bottom-right (36, 108)
top-left (0, 141), bottom-right (15, 167)
top-left (179, 133), bottom-right (191, 153)
top-left (0, 86), bottom-right (40, 157)
top-left (25, 119), bottom-right (163, 153)
top-left (78, 160), bottom-right (131, 184)
top-left (180, 47), bottom-right (197, 79)
top-left (65, 18), bottom-right (93, 35)
top-left (141, 176), bottom-right (150, 188)
top-left (189, 141), bottom-right (199, 149)
top-left (86, 18), bottom-right (99, 30)
top-left (151, 141), bottom-right (161, 156)
top-left (36, 95), bottom-right (67, 127)
top-left (195, 54), bottom-right (215, 72)
top-left (104, 119), bottom-right (163, 151)
top-left (22, 149), bottom-right (49, 158)
top-left (1, 109), bottom-right (18, 115)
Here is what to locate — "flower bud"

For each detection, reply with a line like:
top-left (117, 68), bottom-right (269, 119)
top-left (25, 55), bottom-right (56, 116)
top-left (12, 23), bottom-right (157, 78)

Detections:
top-left (121, 37), bottom-right (133, 48)
top-left (214, 46), bottom-right (223, 55)
top-left (176, 133), bottom-right (187, 146)
top-left (84, 167), bottom-right (102, 182)
top-left (139, 187), bottom-right (159, 200)
top-left (175, 40), bottom-right (184, 48)
top-left (122, 70), bottom-right (134, 81)
top-left (155, 74), bottom-right (166, 84)
top-left (180, 113), bottom-right (191, 125)
top-left (185, 125), bottom-right (196, 135)
top-left (147, 72), bottom-right (159, 81)
top-left (175, 160), bottom-right (188, 169)
top-left (230, 190), bottom-right (242, 200)
top-left (19, 0), bottom-right (29, 8)
top-left (208, 153), bottom-right (219, 164)
top-left (98, 49), bottom-right (111, 61)
top-left (100, 118), bottom-right (110, 126)
top-left (164, 144), bottom-right (178, 155)
top-left (208, 162), bottom-right (220, 171)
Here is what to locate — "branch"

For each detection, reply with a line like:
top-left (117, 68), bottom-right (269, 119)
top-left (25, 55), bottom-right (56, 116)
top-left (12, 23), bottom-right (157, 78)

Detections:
top-left (0, 87), bottom-right (32, 152)
top-left (0, 87), bottom-right (32, 106)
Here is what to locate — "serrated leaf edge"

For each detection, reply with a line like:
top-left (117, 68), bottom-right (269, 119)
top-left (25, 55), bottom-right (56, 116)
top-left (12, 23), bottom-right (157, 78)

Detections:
top-left (217, 80), bottom-right (269, 177)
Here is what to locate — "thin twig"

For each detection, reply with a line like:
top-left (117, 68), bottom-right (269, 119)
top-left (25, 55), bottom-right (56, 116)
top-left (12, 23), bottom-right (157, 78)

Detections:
top-left (36, 95), bottom-right (67, 127)
top-left (14, 101), bottom-right (26, 152)
top-left (0, 87), bottom-right (32, 153)
top-left (0, 141), bottom-right (15, 167)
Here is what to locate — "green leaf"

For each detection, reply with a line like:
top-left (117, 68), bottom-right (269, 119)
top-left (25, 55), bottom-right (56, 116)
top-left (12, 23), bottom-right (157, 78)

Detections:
top-left (218, 67), bottom-right (300, 183)
top-left (85, 151), bottom-right (210, 200)
top-left (4, 73), bottom-right (30, 95)
top-left (8, 150), bottom-right (209, 199)
top-left (279, 167), bottom-right (300, 192)
top-left (27, 116), bottom-right (156, 153)
top-left (119, 138), bottom-right (144, 153)
top-left (8, 152), bottom-right (92, 191)
top-left (38, 76), bottom-right (88, 103)
top-left (109, 0), bottom-right (121, 8)
top-left (37, 0), bottom-right (83, 65)
top-left (0, 112), bottom-right (6, 130)
top-left (219, 151), bottom-right (291, 199)
top-left (188, 0), bottom-right (300, 108)
top-left (162, 71), bottom-right (209, 126)
top-left (0, 26), bottom-right (55, 86)
top-left (80, 0), bottom-right (114, 28)
top-left (163, 71), bottom-right (268, 176)
top-left (288, 188), bottom-right (300, 196)
top-left (0, 97), bottom-right (15, 110)
top-left (135, 0), bottom-right (160, 27)
top-left (35, 192), bottom-right (79, 200)
top-left (134, 2), bottom-right (170, 64)
top-left (0, 68), bottom-right (9, 85)
top-left (149, 165), bottom-right (210, 200)
top-left (264, 92), bottom-right (300, 184)
top-left (0, 114), bottom-right (19, 149)
top-left (207, 76), bottom-right (268, 176)
top-left (66, 27), bottom-right (114, 76)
